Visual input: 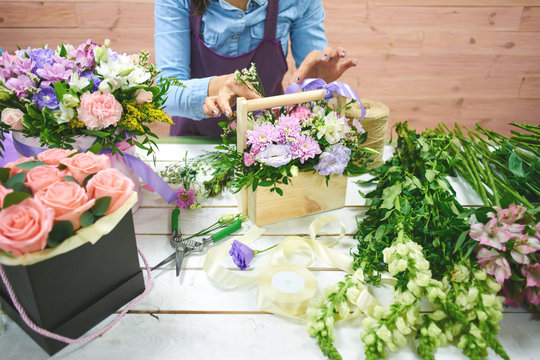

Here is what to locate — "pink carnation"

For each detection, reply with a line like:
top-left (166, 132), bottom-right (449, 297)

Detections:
top-left (77, 91), bottom-right (123, 130)
top-left (291, 106), bottom-right (311, 121)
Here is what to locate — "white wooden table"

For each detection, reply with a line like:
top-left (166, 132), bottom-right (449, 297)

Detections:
top-left (1, 143), bottom-right (539, 360)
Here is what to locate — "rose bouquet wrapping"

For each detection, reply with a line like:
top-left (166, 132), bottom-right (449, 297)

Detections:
top-left (0, 39), bottom-right (178, 156)
top-left (0, 148), bottom-right (137, 262)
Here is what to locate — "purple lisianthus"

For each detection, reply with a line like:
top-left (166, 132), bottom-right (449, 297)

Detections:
top-left (246, 123), bottom-right (280, 151)
top-left (290, 134), bottom-right (322, 164)
top-left (5, 75), bottom-right (35, 98)
top-left (229, 240), bottom-right (254, 270)
top-left (175, 185), bottom-right (197, 209)
top-left (255, 144), bottom-right (292, 167)
top-left (314, 143), bottom-right (351, 176)
top-left (80, 70), bottom-right (101, 91)
top-left (32, 84), bottom-right (59, 109)
top-left (30, 48), bottom-right (55, 73)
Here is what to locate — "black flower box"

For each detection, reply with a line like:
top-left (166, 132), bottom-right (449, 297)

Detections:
top-left (0, 211), bottom-right (145, 356)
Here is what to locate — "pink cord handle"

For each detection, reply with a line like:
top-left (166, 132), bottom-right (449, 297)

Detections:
top-left (0, 246), bottom-right (152, 344)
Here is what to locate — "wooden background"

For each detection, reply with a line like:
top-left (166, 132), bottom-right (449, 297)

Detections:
top-left (0, 0), bottom-right (539, 136)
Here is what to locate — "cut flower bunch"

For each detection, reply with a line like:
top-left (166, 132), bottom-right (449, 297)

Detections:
top-left (0, 148), bottom-right (135, 258)
top-left (0, 39), bottom-right (178, 155)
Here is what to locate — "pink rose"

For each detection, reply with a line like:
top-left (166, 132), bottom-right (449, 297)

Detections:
top-left (24, 165), bottom-right (67, 193)
top-left (1, 108), bottom-right (24, 130)
top-left (291, 106), bottom-right (311, 121)
top-left (77, 91), bottom-right (123, 130)
top-left (35, 182), bottom-right (95, 231)
top-left (0, 185), bottom-right (14, 208)
top-left (60, 152), bottom-right (110, 184)
top-left (134, 88), bottom-right (153, 105)
top-left (37, 148), bottom-right (77, 165)
top-left (0, 197), bottom-right (54, 257)
top-left (244, 152), bottom-right (255, 167)
top-left (86, 168), bottom-right (134, 214)
top-left (4, 156), bottom-right (34, 176)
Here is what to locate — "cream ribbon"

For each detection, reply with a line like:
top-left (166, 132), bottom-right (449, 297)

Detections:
top-left (203, 214), bottom-right (380, 318)
top-left (0, 192), bottom-right (138, 266)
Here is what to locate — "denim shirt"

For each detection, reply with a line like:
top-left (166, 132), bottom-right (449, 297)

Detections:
top-left (154, 0), bottom-right (327, 120)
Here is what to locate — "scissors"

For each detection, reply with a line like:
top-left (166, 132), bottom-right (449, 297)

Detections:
top-left (152, 209), bottom-right (243, 277)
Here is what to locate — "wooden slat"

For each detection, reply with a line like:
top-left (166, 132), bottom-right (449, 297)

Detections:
top-left (489, 55), bottom-right (540, 75)
top-left (0, 3), bottom-right (77, 28)
top-left (460, 98), bottom-right (540, 130)
top-left (371, 0), bottom-right (540, 6)
top-left (423, 31), bottom-right (540, 55)
top-left (363, 7), bottom-right (523, 31)
top-left (519, 76), bottom-right (540, 98)
top-left (520, 6), bottom-right (540, 31)
top-left (0, 0), bottom-right (153, 2)
top-left (75, 3), bottom-right (154, 29)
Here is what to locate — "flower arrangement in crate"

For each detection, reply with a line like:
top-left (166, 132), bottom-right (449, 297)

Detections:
top-left (0, 39), bottom-right (178, 155)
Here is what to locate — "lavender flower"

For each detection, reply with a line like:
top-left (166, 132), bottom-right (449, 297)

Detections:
top-left (36, 62), bottom-right (73, 84)
top-left (246, 123), bottom-right (280, 151)
top-left (314, 144), bottom-right (351, 176)
top-left (30, 48), bottom-right (55, 73)
top-left (5, 75), bottom-right (35, 98)
top-left (229, 240), bottom-right (278, 270)
top-left (255, 144), bottom-right (292, 167)
top-left (32, 84), bottom-right (59, 109)
top-left (12, 56), bottom-right (35, 76)
top-left (290, 134), bottom-right (321, 163)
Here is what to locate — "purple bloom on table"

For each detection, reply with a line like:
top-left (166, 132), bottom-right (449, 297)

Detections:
top-left (314, 143), bottom-right (351, 176)
top-left (246, 123), bottom-right (280, 151)
top-left (290, 134), bottom-right (321, 164)
top-left (275, 115), bottom-right (301, 142)
top-left (32, 84), bottom-right (59, 109)
top-left (229, 240), bottom-right (254, 270)
top-left (175, 185), bottom-right (197, 209)
top-left (30, 48), bottom-right (55, 73)
top-left (255, 144), bottom-right (292, 167)
top-left (5, 75), bottom-right (35, 98)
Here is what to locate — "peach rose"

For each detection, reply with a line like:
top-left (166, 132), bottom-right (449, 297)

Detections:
top-left (35, 182), bottom-right (95, 230)
top-left (24, 165), bottom-right (68, 193)
top-left (60, 152), bottom-right (110, 184)
top-left (4, 156), bottom-right (34, 176)
top-left (77, 91), bottom-right (123, 130)
top-left (86, 168), bottom-right (134, 214)
top-left (134, 89), bottom-right (153, 105)
top-left (0, 197), bottom-right (55, 257)
top-left (37, 148), bottom-right (77, 165)
top-left (1, 108), bottom-right (24, 130)
top-left (0, 185), bottom-right (14, 208)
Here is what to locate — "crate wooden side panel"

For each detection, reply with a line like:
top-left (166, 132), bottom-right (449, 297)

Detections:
top-left (247, 173), bottom-right (348, 226)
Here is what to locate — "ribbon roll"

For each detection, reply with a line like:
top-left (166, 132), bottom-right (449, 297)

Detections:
top-left (285, 78), bottom-right (366, 120)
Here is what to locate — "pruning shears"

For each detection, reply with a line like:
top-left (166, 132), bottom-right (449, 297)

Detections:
top-left (151, 209), bottom-right (242, 277)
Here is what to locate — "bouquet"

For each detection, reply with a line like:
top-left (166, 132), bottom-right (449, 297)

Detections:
top-left (0, 148), bottom-right (136, 259)
top-left (0, 39), bottom-right (178, 156)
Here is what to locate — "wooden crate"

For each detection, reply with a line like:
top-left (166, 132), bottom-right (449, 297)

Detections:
top-left (236, 89), bottom-right (348, 226)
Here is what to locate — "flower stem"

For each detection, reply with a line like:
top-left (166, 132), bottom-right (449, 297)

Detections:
top-left (253, 244), bottom-right (278, 255)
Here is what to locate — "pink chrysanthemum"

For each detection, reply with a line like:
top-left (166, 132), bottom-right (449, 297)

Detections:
top-left (175, 186), bottom-right (197, 209)
top-left (246, 123), bottom-right (279, 151)
top-left (275, 115), bottom-right (301, 142)
top-left (290, 134), bottom-right (322, 163)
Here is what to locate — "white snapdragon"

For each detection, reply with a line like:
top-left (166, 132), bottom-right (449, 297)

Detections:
top-left (361, 316), bottom-right (378, 330)
top-left (451, 264), bottom-right (470, 283)
top-left (428, 310), bottom-right (447, 321)
top-left (427, 322), bottom-right (442, 337)
top-left (476, 310), bottom-right (488, 322)
top-left (396, 243), bottom-right (408, 256)
top-left (399, 291), bottom-right (416, 305)
top-left (415, 270), bottom-right (432, 287)
top-left (375, 325), bottom-right (392, 344)
top-left (474, 270), bottom-right (487, 281)
top-left (382, 247), bottom-right (395, 264)
top-left (395, 317), bottom-right (411, 335)
top-left (350, 269), bottom-right (365, 284)
top-left (469, 324), bottom-right (483, 340)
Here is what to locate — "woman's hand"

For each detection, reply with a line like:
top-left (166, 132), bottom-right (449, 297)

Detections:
top-left (291, 46), bottom-right (357, 85)
top-left (203, 74), bottom-right (261, 118)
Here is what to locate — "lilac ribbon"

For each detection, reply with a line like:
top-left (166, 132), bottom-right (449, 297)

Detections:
top-left (0, 132), bottom-right (20, 167)
top-left (285, 78), bottom-right (366, 120)
top-left (11, 136), bottom-right (178, 204)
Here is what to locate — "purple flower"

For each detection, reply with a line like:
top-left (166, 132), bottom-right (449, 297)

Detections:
top-left (69, 39), bottom-right (96, 71)
top-left (314, 143), bottom-right (351, 176)
top-left (32, 84), bottom-right (59, 109)
top-left (255, 144), bottom-right (292, 167)
top-left (229, 240), bottom-right (254, 270)
top-left (246, 123), bottom-right (280, 151)
top-left (275, 114), bottom-right (301, 142)
top-left (5, 75), bottom-right (35, 98)
top-left (12, 56), bottom-right (35, 76)
top-left (80, 70), bottom-right (101, 91)
top-left (290, 134), bottom-right (321, 164)
top-left (36, 62), bottom-right (73, 84)
top-left (175, 185), bottom-right (197, 209)
top-left (0, 52), bottom-right (16, 80)
top-left (30, 48), bottom-right (55, 73)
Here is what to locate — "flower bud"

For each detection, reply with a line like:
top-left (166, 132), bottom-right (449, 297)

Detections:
top-left (362, 316), bottom-right (378, 330)
top-left (0, 88), bottom-right (11, 101)
top-left (400, 291), bottom-right (416, 305)
top-left (469, 324), bottom-right (483, 339)
top-left (427, 322), bottom-right (442, 337)
top-left (474, 270), bottom-right (487, 281)
top-left (395, 317), bottom-right (411, 335)
top-left (93, 46), bottom-right (109, 64)
top-left (476, 310), bottom-right (488, 322)
top-left (363, 333), bottom-right (376, 345)
top-left (62, 94), bottom-right (80, 107)
top-left (428, 310), bottom-right (446, 321)
top-left (219, 213), bottom-right (236, 223)
top-left (372, 305), bottom-right (386, 320)
top-left (104, 39), bottom-right (111, 47)
top-left (376, 325), bottom-right (392, 343)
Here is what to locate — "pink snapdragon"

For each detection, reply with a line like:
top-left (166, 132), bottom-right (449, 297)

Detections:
top-left (469, 217), bottom-right (512, 251)
top-left (477, 248), bottom-right (511, 284)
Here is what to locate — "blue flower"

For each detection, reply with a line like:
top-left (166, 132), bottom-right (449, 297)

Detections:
top-left (254, 144), bottom-right (292, 167)
top-left (229, 240), bottom-right (254, 270)
top-left (32, 84), bottom-right (59, 110)
top-left (80, 71), bottom-right (102, 91)
top-left (30, 48), bottom-right (54, 73)
top-left (314, 143), bottom-right (351, 176)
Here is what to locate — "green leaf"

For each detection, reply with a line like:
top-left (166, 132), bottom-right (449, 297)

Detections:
top-left (4, 172), bottom-right (25, 189)
top-left (83, 173), bottom-right (95, 188)
top-left (259, 180), bottom-right (273, 187)
top-left (62, 175), bottom-right (79, 183)
top-left (453, 230), bottom-right (469, 254)
top-left (2, 192), bottom-right (32, 208)
top-left (381, 183), bottom-right (402, 209)
top-left (13, 161), bottom-right (47, 170)
top-left (81, 129), bottom-right (111, 138)
top-left (80, 211), bottom-right (95, 227)
top-left (59, 43), bottom-right (67, 57)
top-left (54, 81), bottom-right (68, 103)
top-left (25, 104), bottom-right (42, 120)
top-left (508, 153), bottom-right (525, 178)
top-left (0, 168), bottom-right (10, 183)
top-left (47, 221), bottom-right (74, 248)
top-left (86, 141), bottom-right (103, 154)
top-left (275, 187), bottom-right (283, 196)
top-left (425, 169), bottom-right (436, 183)
top-left (91, 196), bottom-right (112, 216)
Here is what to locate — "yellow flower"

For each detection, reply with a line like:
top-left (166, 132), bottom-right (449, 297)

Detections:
top-left (67, 118), bottom-right (85, 128)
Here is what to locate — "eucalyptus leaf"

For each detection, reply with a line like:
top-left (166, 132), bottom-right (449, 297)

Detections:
top-left (80, 211), bottom-right (95, 227)
top-left (47, 221), bottom-right (74, 248)
top-left (0, 168), bottom-right (9, 183)
top-left (2, 191), bottom-right (32, 208)
top-left (13, 161), bottom-right (47, 170)
top-left (4, 172), bottom-right (25, 189)
top-left (62, 175), bottom-right (79, 183)
top-left (92, 196), bottom-right (112, 216)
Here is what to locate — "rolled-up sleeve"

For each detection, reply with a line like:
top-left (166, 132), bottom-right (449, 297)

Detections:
top-left (289, 0), bottom-right (328, 68)
top-left (154, 0), bottom-right (210, 120)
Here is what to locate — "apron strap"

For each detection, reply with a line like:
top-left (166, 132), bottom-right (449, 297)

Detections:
top-left (263, 0), bottom-right (279, 40)
top-left (189, 1), bottom-right (202, 35)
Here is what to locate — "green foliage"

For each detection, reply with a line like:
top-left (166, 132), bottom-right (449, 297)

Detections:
top-left (47, 221), bottom-right (74, 248)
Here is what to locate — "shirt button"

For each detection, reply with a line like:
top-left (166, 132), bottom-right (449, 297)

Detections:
top-left (232, 34), bottom-right (238, 39)
top-left (238, 14), bottom-right (243, 19)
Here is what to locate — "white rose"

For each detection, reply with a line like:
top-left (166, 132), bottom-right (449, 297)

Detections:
top-left (1, 108), bottom-right (24, 130)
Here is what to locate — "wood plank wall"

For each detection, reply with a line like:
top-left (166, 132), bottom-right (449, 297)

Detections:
top-left (0, 0), bottom-right (539, 137)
